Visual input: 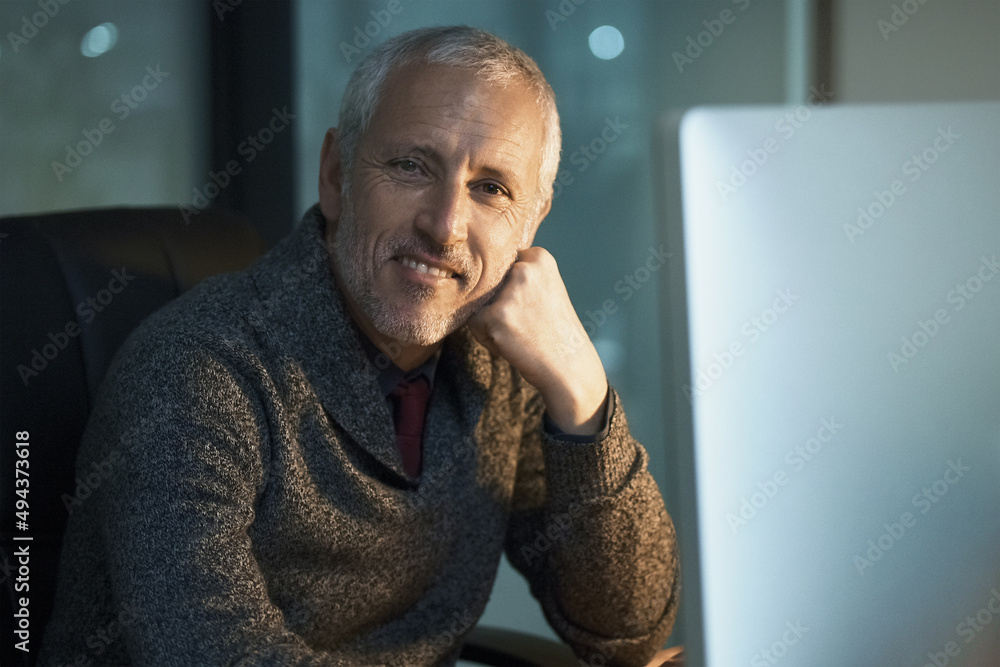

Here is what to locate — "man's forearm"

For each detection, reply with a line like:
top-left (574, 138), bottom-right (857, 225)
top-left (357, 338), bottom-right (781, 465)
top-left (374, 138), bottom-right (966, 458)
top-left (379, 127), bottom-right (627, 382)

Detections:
top-left (510, 392), bottom-right (680, 666)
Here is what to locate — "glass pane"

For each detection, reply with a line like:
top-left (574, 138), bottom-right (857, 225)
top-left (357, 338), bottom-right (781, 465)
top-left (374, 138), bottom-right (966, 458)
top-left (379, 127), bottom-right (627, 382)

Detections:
top-left (0, 0), bottom-right (208, 216)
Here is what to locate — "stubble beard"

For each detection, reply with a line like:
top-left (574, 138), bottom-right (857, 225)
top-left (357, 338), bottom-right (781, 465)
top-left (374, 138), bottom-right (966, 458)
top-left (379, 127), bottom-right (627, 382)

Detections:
top-left (331, 195), bottom-right (515, 346)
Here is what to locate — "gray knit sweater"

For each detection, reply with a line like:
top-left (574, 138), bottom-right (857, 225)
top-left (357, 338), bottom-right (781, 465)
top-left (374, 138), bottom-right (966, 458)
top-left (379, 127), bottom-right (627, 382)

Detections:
top-left (39, 206), bottom-right (678, 666)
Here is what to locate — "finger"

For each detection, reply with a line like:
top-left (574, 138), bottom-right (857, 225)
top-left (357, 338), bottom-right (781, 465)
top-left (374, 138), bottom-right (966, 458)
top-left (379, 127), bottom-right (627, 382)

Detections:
top-left (515, 245), bottom-right (548, 264)
top-left (466, 311), bottom-right (500, 357)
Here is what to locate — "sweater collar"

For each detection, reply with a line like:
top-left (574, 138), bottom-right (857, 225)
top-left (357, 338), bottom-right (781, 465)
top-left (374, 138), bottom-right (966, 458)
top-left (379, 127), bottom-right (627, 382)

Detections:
top-left (247, 205), bottom-right (494, 480)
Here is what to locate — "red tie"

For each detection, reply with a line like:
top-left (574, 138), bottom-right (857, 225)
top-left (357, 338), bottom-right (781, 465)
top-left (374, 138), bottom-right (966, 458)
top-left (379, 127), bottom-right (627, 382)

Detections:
top-left (390, 376), bottom-right (429, 477)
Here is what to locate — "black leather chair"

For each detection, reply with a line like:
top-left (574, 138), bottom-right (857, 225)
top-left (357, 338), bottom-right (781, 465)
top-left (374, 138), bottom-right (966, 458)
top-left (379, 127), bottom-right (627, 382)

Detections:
top-left (0, 207), bottom-right (270, 666)
top-left (0, 207), bottom-right (577, 667)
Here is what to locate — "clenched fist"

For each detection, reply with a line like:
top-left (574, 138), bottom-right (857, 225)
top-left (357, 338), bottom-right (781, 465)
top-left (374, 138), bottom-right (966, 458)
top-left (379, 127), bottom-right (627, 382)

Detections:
top-left (468, 247), bottom-right (609, 435)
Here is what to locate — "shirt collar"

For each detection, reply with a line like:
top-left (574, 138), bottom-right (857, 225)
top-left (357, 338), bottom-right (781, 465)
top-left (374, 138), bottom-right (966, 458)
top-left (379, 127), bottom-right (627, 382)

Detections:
top-left (356, 330), bottom-right (441, 398)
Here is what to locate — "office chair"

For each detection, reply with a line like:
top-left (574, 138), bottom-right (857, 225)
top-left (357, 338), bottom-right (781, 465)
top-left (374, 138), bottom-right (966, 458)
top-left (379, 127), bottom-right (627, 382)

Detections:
top-left (0, 206), bottom-right (578, 667)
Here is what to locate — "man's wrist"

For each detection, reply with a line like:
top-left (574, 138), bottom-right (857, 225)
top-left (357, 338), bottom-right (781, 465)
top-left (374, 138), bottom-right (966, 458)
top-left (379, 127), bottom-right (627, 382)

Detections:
top-left (543, 388), bottom-right (613, 443)
top-left (541, 382), bottom-right (610, 437)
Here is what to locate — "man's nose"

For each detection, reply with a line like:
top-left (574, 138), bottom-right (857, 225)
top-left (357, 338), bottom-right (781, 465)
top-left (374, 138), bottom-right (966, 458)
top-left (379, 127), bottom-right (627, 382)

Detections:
top-left (415, 180), bottom-right (468, 245)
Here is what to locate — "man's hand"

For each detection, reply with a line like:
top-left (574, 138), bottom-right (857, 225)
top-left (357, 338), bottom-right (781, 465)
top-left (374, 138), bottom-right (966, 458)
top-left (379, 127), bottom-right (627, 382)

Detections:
top-left (467, 247), bottom-right (608, 435)
top-left (645, 646), bottom-right (685, 666)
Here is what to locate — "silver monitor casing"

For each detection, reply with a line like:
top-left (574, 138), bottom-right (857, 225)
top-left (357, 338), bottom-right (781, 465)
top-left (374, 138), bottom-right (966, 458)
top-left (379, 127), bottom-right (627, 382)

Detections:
top-left (657, 101), bottom-right (1000, 667)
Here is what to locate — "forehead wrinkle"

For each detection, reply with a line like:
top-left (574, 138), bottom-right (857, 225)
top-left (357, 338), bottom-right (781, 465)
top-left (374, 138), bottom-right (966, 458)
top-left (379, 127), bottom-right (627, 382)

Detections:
top-left (412, 93), bottom-right (525, 116)
top-left (403, 116), bottom-right (532, 148)
top-left (408, 93), bottom-right (533, 130)
top-left (441, 106), bottom-right (530, 134)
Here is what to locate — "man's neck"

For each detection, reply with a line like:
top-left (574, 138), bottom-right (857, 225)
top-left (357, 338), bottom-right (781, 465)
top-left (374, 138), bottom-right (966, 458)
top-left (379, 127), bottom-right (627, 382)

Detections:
top-left (362, 321), bottom-right (441, 372)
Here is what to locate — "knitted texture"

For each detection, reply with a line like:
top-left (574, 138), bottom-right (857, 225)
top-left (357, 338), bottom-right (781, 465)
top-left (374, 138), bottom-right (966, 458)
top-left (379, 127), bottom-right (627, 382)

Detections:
top-left (38, 206), bottom-right (678, 666)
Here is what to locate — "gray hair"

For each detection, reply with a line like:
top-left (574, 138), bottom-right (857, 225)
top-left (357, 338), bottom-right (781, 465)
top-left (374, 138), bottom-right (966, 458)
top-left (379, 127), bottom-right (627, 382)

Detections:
top-left (338, 25), bottom-right (561, 221)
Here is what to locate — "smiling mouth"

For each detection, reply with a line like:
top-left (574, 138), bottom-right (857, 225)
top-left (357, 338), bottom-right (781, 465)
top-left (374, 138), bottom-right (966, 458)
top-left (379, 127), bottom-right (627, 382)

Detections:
top-left (397, 255), bottom-right (457, 279)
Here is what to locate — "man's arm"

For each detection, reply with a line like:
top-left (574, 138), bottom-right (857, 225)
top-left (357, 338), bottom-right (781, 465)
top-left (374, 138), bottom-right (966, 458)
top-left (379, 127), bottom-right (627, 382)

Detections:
top-left (504, 386), bottom-right (679, 666)
top-left (85, 334), bottom-right (381, 666)
top-left (469, 247), bottom-right (680, 666)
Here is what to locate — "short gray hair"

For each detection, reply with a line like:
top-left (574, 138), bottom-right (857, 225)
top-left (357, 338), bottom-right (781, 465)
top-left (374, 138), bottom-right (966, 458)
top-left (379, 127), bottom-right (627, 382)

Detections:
top-left (338, 26), bottom-right (561, 218)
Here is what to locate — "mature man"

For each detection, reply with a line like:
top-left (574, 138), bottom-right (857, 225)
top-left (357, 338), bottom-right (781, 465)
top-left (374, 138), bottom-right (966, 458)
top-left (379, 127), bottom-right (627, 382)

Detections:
top-left (40, 26), bottom-right (679, 666)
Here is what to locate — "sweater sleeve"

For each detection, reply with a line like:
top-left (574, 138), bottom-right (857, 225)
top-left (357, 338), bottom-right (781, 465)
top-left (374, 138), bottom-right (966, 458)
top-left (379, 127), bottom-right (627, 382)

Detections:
top-left (93, 335), bottom-right (384, 666)
top-left (505, 387), bottom-right (680, 667)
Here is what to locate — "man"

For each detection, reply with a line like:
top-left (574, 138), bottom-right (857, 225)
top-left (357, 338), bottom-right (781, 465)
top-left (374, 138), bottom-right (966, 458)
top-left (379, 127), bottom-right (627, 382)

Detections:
top-left (40, 26), bottom-right (679, 666)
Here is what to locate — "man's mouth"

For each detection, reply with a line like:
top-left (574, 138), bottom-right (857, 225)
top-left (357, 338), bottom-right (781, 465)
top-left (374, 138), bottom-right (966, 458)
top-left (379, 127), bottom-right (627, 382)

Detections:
top-left (397, 255), bottom-right (458, 279)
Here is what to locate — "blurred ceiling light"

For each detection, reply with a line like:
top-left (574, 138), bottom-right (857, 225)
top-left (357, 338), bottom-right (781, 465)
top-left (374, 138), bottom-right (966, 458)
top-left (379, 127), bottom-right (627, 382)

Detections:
top-left (81, 23), bottom-right (119, 58)
top-left (589, 25), bottom-right (624, 60)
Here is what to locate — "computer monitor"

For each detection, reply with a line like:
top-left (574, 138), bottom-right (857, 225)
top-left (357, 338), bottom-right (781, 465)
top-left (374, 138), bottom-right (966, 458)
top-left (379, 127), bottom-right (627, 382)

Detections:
top-left (657, 101), bottom-right (1000, 667)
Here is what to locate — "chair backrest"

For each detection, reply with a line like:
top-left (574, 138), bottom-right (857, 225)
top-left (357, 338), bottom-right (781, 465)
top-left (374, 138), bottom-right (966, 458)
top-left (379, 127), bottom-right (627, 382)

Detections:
top-left (0, 207), bottom-right (268, 667)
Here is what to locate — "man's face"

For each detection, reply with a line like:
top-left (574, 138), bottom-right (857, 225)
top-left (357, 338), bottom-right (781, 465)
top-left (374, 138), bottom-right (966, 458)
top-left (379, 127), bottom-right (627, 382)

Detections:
top-left (325, 63), bottom-right (548, 346)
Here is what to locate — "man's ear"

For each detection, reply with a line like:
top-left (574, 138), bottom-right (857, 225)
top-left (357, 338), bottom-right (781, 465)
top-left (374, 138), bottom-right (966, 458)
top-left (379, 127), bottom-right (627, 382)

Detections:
top-left (520, 195), bottom-right (552, 249)
top-left (318, 128), bottom-right (343, 223)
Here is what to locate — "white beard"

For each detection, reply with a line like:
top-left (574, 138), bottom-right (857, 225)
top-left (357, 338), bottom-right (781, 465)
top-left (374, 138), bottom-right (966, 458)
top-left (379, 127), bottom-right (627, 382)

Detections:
top-left (330, 194), bottom-right (515, 346)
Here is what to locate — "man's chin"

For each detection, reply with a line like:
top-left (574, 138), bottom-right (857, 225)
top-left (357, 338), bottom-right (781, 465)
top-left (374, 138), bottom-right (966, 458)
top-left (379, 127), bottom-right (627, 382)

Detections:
top-left (368, 307), bottom-right (458, 347)
top-left (369, 299), bottom-right (484, 347)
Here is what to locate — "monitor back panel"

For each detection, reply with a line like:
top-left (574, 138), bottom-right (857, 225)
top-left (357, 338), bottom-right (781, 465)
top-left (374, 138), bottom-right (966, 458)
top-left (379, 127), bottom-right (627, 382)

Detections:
top-left (675, 102), bottom-right (1000, 667)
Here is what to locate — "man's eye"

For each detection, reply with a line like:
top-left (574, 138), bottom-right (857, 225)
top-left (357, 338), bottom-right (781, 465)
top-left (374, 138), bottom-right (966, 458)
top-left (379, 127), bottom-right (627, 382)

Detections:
top-left (394, 159), bottom-right (421, 173)
top-left (480, 182), bottom-right (508, 197)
